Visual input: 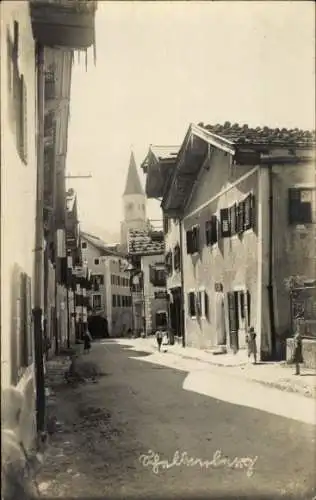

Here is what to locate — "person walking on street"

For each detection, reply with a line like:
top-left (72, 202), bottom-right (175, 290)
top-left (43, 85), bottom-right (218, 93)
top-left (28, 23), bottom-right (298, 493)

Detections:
top-left (293, 324), bottom-right (303, 375)
top-left (83, 329), bottom-right (93, 353)
top-left (162, 331), bottom-right (169, 353)
top-left (246, 326), bottom-right (257, 364)
top-left (156, 330), bottom-right (163, 352)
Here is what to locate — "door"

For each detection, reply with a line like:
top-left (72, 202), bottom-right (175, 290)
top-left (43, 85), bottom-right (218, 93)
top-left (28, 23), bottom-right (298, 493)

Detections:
top-left (227, 291), bottom-right (239, 352)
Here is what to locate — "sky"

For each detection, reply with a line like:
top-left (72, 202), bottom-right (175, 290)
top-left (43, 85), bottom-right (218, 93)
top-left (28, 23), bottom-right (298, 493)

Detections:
top-left (66, 1), bottom-right (315, 242)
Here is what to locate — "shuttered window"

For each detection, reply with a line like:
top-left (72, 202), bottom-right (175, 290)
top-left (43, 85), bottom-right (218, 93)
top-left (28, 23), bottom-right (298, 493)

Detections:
top-left (205, 220), bottom-right (212, 246)
top-left (288, 188), bottom-right (315, 224)
top-left (165, 251), bottom-right (173, 275)
top-left (192, 226), bottom-right (200, 253)
top-left (244, 194), bottom-right (255, 231)
top-left (229, 204), bottom-right (238, 235)
top-left (196, 291), bottom-right (202, 316)
top-left (174, 244), bottom-right (181, 271)
top-left (237, 201), bottom-right (245, 234)
top-left (188, 292), bottom-right (196, 317)
top-left (163, 215), bottom-right (170, 234)
top-left (19, 74), bottom-right (27, 163)
top-left (204, 291), bottom-right (210, 320)
top-left (186, 230), bottom-right (193, 254)
top-left (220, 208), bottom-right (231, 237)
top-left (227, 291), bottom-right (239, 349)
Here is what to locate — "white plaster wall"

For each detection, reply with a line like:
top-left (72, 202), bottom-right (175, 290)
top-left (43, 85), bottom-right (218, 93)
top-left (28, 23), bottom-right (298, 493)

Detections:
top-left (165, 218), bottom-right (182, 290)
top-left (1, 1), bottom-right (37, 388)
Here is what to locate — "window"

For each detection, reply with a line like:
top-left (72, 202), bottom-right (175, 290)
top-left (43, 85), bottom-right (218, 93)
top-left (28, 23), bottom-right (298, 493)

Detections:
top-left (204, 291), bottom-right (209, 320)
top-left (244, 194), bottom-right (255, 230)
top-left (188, 292), bottom-right (196, 317)
top-left (149, 266), bottom-right (166, 287)
top-left (289, 188), bottom-right (316, 224)
top-left (94, 258), bottom-right (99, 265)
top-left (165, 251), bottom-right (173, 275)
top-left (117, 295), bottom-right (121, 307)
top-left (174, 244), bottom-right (181, 271)
top-left (220, 208), bottom-right (230, 237)
top-left (205, 216), bottom-right (218, 246)
top-left (163, 215), bottom-right (170, 234)
top-left (186, 225), bottom-right (200, 254)
top-left (18, 74), bottom-right (27, 163)
top-left (196, 291), bottom-right (202, 317)
top-left (7, 22), bottom-right (28, 164)
top-left (229, 204), bottom-right (238, 235)
top-left (93, 294), bottom-right (102, 310)
top-left (82, 241), bottom-right (87, 249)
top-left (112, 295), bottom-right (116, 307)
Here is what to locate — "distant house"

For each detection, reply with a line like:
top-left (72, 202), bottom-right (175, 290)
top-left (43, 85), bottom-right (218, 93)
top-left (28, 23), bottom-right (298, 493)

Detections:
top-left (81, 232), bottom-right (132, 336)
top-left (144, 123), bottom-right (316, 363)
top-left (141, 145), bottom-right (183, 342)
top-left (128, 228), bottom-right (168, 335)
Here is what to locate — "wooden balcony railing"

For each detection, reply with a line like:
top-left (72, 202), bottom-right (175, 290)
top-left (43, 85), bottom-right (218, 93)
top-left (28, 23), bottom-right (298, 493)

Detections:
top-left (30, 0), bottom-right (97, 50)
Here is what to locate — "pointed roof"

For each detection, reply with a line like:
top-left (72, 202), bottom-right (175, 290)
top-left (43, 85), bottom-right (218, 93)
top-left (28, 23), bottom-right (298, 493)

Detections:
top-left (123, 151), bottom-right (144, 196)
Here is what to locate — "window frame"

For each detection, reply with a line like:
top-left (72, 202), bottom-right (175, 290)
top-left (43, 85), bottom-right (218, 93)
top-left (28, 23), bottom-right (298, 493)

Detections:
top-left (93, 294), bottom-right (102, 310)
top-left (288, 187), bottom-right (316, 225)
top-left (187, 291), bottom-right (197, 318)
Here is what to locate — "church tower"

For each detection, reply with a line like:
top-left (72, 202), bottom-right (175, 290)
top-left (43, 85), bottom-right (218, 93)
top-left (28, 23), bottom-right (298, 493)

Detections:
top-left (120, 151), bottom-right (148, 250)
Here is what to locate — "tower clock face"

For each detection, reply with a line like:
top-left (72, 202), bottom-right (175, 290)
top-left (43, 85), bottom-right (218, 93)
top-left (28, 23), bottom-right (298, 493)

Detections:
top-left (127, 203), bottom-right (133, 211)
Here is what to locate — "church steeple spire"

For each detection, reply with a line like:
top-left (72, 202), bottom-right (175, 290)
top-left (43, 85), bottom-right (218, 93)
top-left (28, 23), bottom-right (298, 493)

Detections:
top-left (123, 151), bottom-right (144, 196)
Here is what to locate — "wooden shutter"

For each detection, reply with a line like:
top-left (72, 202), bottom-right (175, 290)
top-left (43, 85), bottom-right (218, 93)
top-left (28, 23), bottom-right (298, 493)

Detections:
top-left (188, 292), bottom-right (196, 317)
top-left (244, 194), bottom-right (253, 231)
top-left (211, 215), bottom-right (218, 244)
top-left (192, 226), bottom-right (200, 252)
top-left (237, 201), bottom-right (245, 233)
top-left (220, 208), bottom-right (230, 237)
top-left (227, 291), bottom-right (239, 349)
top-left (149, 265), bottom-right (156, 284)
top-left (186, 230), bottom-right (193, 254)
top-left (240, 291), bottom-right (245, 319)
top-left (205, 220), bottom-right (211, 246)
top-left (229, 204), bottom-right (238, 235)
top-left (250, 194), bottom-right (256, 229)
top-left (204, 291), bottom-right (209, 320)
top-left (20, 74), bottom-right (27, 162)
top-left (196, 292), bottom-right (202, 316)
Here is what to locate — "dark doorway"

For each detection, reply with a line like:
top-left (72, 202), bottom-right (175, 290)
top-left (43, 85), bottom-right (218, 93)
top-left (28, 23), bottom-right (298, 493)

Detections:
top-left (171, 287), bottom-right (183, 338)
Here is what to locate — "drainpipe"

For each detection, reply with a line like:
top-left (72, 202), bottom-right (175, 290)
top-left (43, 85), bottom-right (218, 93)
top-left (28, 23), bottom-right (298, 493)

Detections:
top-left (33, 43), bottom-right (45, 434)
top-left (179, 217), bottom-right (186, 347)
top-left (267, 163), bottom-right (276, 359)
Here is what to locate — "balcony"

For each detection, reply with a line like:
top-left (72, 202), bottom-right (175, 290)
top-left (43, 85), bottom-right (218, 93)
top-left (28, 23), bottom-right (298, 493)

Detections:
top-left (30, 0), bottom-right (97, 50)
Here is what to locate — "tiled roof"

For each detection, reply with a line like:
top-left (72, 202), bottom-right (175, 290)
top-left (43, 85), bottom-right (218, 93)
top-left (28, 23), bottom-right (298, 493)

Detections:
top-left (128, 229), bottom-right (165, 255)
top-left (197, 122), bottom-right (316, 147)
top-left (150, 145), bottom-right (180, 161)
top-left (123, 151), bottom-right (144, 196)
top-left (81, 232), bottom-right (126, 257)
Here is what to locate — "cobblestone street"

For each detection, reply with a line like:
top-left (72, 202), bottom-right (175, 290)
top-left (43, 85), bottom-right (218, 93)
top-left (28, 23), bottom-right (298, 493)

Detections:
top-left (36, 341), bottom-right (316, 499)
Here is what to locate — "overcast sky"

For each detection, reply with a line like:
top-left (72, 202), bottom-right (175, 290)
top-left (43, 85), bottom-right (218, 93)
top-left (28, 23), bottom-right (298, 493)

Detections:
top-left (66, 1), bottom-right (315, 241)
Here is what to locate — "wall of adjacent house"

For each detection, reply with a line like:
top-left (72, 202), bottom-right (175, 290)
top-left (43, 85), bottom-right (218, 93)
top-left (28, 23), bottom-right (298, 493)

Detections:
top-left (1, 1), bottom-right (37, 453)
top-left (81, 240), bottom-right (106, 315)
top-left (271, 157), bottom-right (316, 341)
top-left (142, 254), bottom-right (168, 334)
top-left (182, 149), bottom-right (261, 351)
top-left (109, 257), bottom-right (132, 336)
top-left (165, 218), bottom-right (182, 291)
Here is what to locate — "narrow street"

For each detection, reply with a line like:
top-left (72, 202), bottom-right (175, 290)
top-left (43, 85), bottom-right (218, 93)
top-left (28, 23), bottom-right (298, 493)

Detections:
top-left (37, 341), bottom-right (315, 500)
